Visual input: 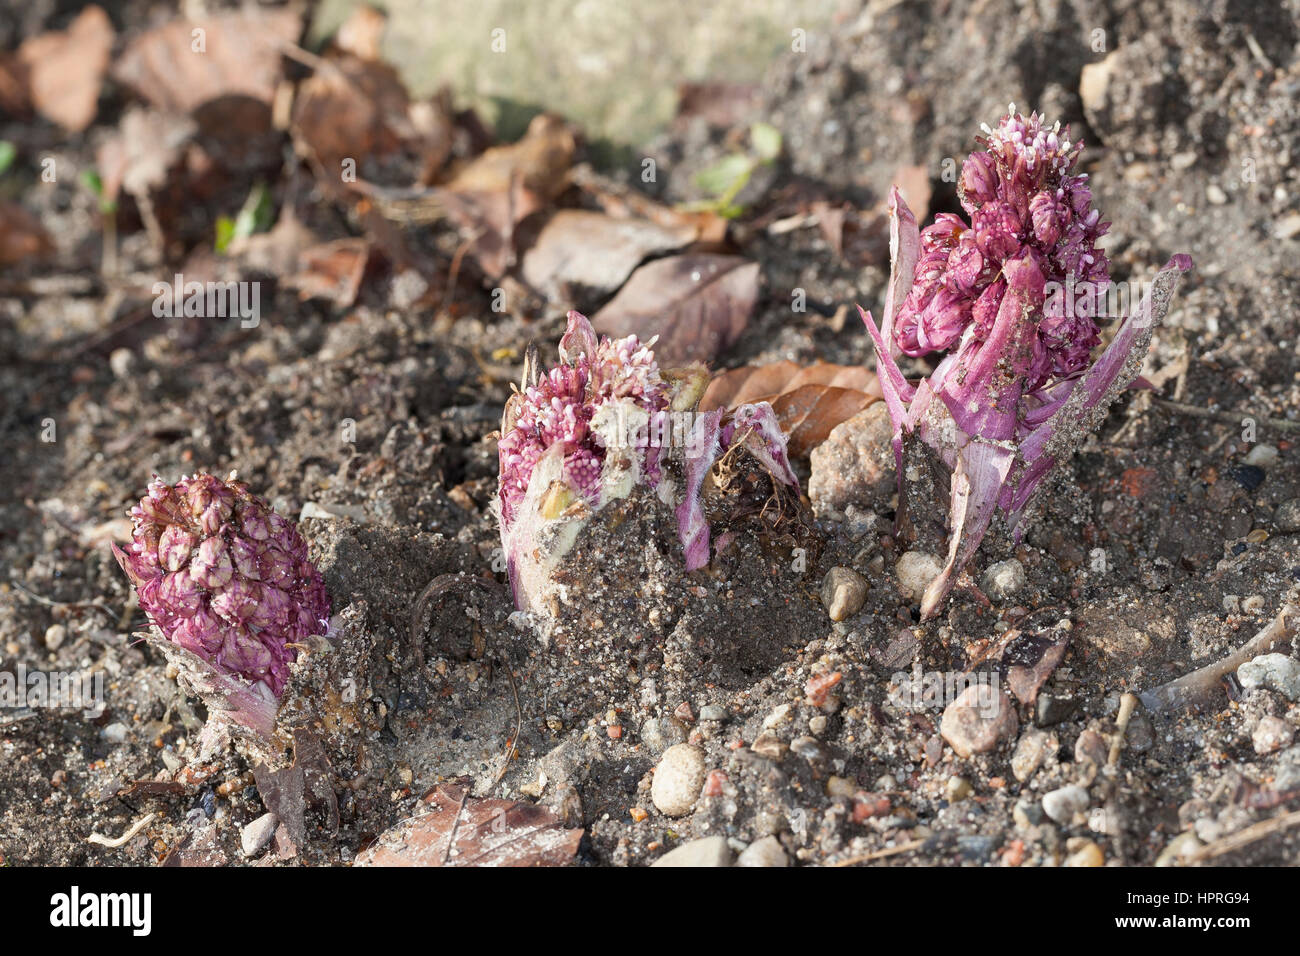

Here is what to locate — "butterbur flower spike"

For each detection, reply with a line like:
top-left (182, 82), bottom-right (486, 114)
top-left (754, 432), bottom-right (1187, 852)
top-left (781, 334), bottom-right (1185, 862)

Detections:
top-left (496, 311), bottom-right (798, 613)
top-left (113, 472), bottom-right (330, 734)
top-left (860, 108), bottom-right (1192, 619)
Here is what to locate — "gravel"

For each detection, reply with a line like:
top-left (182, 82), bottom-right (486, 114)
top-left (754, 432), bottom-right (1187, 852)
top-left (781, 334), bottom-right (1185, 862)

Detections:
top-left (651, 744), bottom-right (707, 817)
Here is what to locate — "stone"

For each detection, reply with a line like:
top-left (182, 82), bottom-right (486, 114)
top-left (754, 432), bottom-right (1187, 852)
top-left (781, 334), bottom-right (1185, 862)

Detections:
top-left (240, 812), bottom-right (277, 857)
top-left (698, 704), bottom-right (726, 722)
top-left (981, 559), bottom-right (1026, 603)
top-left (940, 685), bottom-right (1018, 758)
top-left (1253, 715), bottom-right (1293, 754)
top-left (1205, 183), bottom-right (1228, 205)
top-left (750, 733), bottom-right (788, 760)
top-left (1063, 839), bottom-right (1104, 867)
top-left (1036, 694), bottom-right (1080, 726)
top-left (1155, 832), bottom-right (1202, 867)
top-left (1237, 653), bottom-right (1300, 701)
top-left (1276, 213), bottom-right (1300, 241)
top-left (895, 551), bottom-right (942, 601)
top-left (1074, 729), bottom-right (1108, 766)
top-left (1042, 785), bottom-right (1090, 824)
top-left (651, 744), bottom-right (706, 817)
top-left (1274, 498), bottom-right (1300, 534)
top-left (650, 835), bottom-right (731, 867)
top-left (1244, 444), bottom-right (1278, 467)
top-left (735, 835), bottom-right (788, 867)
top-left (640, 717), bottom-right (688, 754)
top-left (1011, 727), bottom-right (1056, 782)
top-left (808, 402), bottom-right (895, 517)
top-left (946, 776), bottom-right (972, 802)
top-left (43, 624), bottom-right (66, 651)
top-left (101, 723), bottom-right (128, 744)
top-left (820, 566), bottom-right (868, 622)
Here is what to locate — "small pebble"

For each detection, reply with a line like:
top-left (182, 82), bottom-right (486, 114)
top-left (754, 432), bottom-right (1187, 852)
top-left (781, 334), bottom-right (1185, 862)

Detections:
top-left (1205, 183), bottom-right (1228, 205)
top-left (1063, 839), bottom-right (1104, 867)
top-left (820, 566), bottom-right (868, 621)
top-left (698, 704), bottom-right (726, 722)
top-left (1011, 727), bottom-right (1056, 782)
top-left (750, 733), bottom-right (788, 760)
top-left (895, 551), bottom-right (942, 601)
top-left (946, 776), bottom-right (972, 802)
top-left (1244, 444), bottom-right (1278, 467)
top-left (1155, 832), bottom-right (1202, 867)
top-left (640, 717), bottom-right (688, 753)
top-left (1274, 498), bottom-right (1300, 534)
top-left (1074, 729), bottom-right (1108, 766)
top-left (736, 835), bottom-right (788, 867)
top-left (981, 559), bottom-right (1026, 603)
top-left (1253, 715), bottom-right (1293, 754)
top-left (44, 624), bottom-right (66, 651)
top-left (101, 723), bottom-right (128, 744)
top-left (826, 775), bottom-right (856, 798)
top-left (240, 813), bottom-right (277, 857)
top-left (650, 835), bottom-right (731, 867)
top-left (651, 744), bottom-right (706, 817)
top-left (1042, 785), bottom-right (1090, 824)
top-left (1237, 653), bottom-right (1300, 701)
top-left (940, 685), bottom-right (1018, 758)
top-left (808, 715), bottom-right (828, 736)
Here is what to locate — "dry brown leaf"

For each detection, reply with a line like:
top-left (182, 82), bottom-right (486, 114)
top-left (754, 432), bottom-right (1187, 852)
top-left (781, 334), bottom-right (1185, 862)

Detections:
top-left (444, 112), bottom-right (575, 202)
top-left (355, 782), bottom-right (583, 867)
top-left (291, 54), bottom-right (410, 169)
top-left (593, 253), bottom-right (759, 365)
top-left (701, 360), bottom-right (880, 412)
top-left (13, 5), bottom-right (114, 132)
top-left (284, 238), bottom-right (371, 306)
top-left (0, 201), bottom-right (55, 266)
top-left (1003, 629), bottom-right (1072, 707)
top-left (750, 385), bottom-right (877, 459)
top-left (113, 8), bottom-right (301, 114)
top-left (518, 209), bottom-right (697, 301)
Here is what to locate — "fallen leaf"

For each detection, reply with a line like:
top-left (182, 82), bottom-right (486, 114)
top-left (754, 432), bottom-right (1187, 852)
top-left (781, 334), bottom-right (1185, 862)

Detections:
top-left (593, 254), bottom-right (759, 365)
top-left (284, 238), bottom-right (371, 306)
top-left (1003, 628), bottom-right (1071, 707)
top-left (354, 782), bottom-right (583, 867)
top-left (444, 112), bottom-right (575, 202)
top-left (291, 54), bottom-right (410, 170)
top-left (13, 5), bottom-right (114, 132)
top-left (113, 9), bottom-right (301, 114)
top-left (518, 209), bottom-right (697, 301)
top-left (0, 201), bottom-right (54, 265)
top-left (250, 729), bottom-right (337, 850)
top-left (757, 385), bottom-right (878, 458)
top-left (701, 360), bottom-right (880, 412)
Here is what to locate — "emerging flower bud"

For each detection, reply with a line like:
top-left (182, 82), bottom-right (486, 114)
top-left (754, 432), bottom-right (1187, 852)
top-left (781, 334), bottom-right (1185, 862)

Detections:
top-left (113, 473), bottom-right (331, 708)
top-left (496, 312), bottom-right (798, 613)
top-left (860, 108), bottom-right (1192, 619)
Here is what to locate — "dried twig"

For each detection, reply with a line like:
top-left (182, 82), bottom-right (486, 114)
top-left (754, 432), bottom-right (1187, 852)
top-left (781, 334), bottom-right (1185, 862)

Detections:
top-left (832, 838), bottom-right (926, 866)
top-left (1153, 398), bottom-right (1300, 434)
top-left (1140, 604), bottom-right (1297, 712)
top-left (1184, 808), bottom-right (1300, 864)
top-left (87, 812), bottom-right (157, 849)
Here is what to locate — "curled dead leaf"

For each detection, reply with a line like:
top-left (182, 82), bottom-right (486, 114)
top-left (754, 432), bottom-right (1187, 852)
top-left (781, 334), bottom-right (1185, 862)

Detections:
top-left (592, 253), bottom-right (759, 365)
